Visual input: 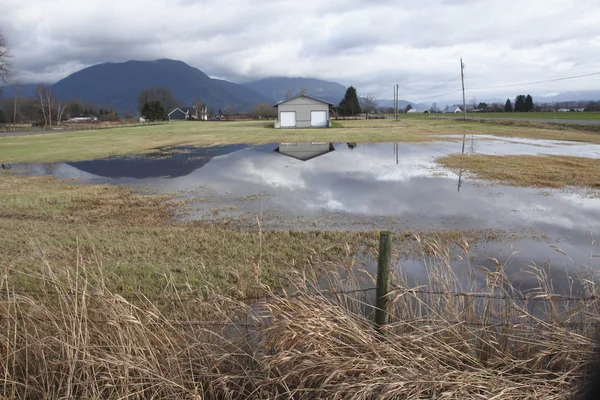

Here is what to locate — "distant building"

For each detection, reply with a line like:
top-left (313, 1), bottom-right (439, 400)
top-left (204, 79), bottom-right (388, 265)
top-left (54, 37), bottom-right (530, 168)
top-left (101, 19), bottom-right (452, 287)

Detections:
top-left (273, 95), bottom-right (333, 128)
top-left (167, 106), bottom-right (208, 121)
top-left (454, 107), bottom-right (463, 113)
top-left (407, 108), bottom-right (430, 114)
top-left (557, 108), bottom-right (570, 112)
top-left (67, 117), bottom-right (98, 122)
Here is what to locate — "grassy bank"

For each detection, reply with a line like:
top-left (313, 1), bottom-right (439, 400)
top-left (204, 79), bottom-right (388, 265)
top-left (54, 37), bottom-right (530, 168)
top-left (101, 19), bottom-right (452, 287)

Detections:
top-left (438, 154), bottom-right (600, 189)
top-left (1, 174), bottom-right (503, 297)
top-left (3, 118), bottom-right (600, 163)
top-left (1, 239), bottom-right (595, 398)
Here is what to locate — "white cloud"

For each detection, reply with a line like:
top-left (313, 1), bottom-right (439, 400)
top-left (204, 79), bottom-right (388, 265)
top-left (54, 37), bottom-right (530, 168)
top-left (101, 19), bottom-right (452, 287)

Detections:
top-left (1, 0), bottom-right (600, 101)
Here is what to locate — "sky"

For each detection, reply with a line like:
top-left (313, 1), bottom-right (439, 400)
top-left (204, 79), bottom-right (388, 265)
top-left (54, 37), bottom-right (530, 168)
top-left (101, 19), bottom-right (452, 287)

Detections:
top-left (2, 0), bottom-right (600, 103)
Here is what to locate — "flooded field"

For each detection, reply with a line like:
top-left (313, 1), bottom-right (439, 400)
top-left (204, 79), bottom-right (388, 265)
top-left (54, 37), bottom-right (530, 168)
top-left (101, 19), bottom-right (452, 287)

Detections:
top-left (14, 135), bottom-right (600, 289)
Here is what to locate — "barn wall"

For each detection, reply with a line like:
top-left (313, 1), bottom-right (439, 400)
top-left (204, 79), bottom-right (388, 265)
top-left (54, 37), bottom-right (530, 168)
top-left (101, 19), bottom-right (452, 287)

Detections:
top-left (277, 96), bottom-right (330, 128)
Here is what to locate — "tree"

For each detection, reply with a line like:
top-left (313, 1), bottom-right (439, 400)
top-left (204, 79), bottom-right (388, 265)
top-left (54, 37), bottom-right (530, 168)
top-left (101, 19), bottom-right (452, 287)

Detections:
top-left (404, 104), bottom-right (412, 113)
top-left (477, 102), bottom-right (488, 111)
top-left (525, 94), bottom-right (534, 112)
top-left (470, 97), bottom-right (478, 110)
top-left (0, 32), bottom-right (9, 97)
top-left (141, 101), bottom-right (166, 122)
top-left (285, 89), bottom-right (293, 100)
top-left (359, 94), bottom-right (378, 117)
top-left (251, 103), bottom-right (277, 119)
top-left (514, 95), bottom-right (526, 112)
top-left (137, 87), bottom-right (180, 112)
top-left (36, 85), bottom-right (56, 127)
top-left (504, 98), bottom-right (513, 112)
top-left (299, 87), bottom-right (307, 96)
top-left (337, 86), bottom-right (361, 116)
top-left (431, 102), bottom-right (438, 113)
top-left (0, 109), bottom-right (5, 123)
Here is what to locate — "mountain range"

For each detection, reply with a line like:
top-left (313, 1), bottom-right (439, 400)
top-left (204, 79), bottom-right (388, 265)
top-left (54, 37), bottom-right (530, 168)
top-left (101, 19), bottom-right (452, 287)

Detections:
top-left (2, 60), bottom-right (350, 113)
top-left (3, 59), bottom-right (599, 113)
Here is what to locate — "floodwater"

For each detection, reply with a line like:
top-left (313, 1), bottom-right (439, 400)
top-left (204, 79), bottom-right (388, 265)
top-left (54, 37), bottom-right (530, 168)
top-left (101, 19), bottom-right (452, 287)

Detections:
top-left (14, 136), bottom-right (600, 290)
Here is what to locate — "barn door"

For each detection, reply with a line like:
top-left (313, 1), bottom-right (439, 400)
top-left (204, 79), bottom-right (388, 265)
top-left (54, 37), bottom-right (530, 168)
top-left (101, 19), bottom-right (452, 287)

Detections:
top-left (280, 111), bottom-right (296, 127)
top-left (310, 111), bottom-right (327, 127)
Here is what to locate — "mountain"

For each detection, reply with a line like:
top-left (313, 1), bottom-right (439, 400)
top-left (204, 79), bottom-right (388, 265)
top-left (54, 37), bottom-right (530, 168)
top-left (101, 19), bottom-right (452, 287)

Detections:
top-left (538, 90), bottom-right (600, 103)
top-left (2, 83), bottom-right (38, 98)
top-left (376, 99), bottom-right (429, 110)
top-left (49, 59), bottom-right (273, 113)
top-left (244, 77), bottom-right (347, 104)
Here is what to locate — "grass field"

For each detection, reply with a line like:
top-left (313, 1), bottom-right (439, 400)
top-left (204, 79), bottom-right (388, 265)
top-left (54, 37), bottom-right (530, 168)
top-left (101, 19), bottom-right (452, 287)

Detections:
top-left (2, 117), bottom-right (599, 398)
top-left (461, 111), bottom-right (600, 120)
top-left (438, 154), bottom-right (600, 189)
top-left (2, 118), bottom-right (600, 163)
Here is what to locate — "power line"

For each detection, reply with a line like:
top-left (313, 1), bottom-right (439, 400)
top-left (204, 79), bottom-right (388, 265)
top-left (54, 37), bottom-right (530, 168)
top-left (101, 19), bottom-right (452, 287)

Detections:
top-left (404, 70), bottom-right (600, 103)
top-left (398, 75), bottom-right (461, 92)
top-left (467, 71), bottom-right (600, 91)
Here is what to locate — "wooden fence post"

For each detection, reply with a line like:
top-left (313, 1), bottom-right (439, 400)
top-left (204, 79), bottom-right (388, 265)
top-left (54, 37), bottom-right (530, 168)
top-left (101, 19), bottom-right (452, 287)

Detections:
top-left (375, 230), bottom-right (393, 332)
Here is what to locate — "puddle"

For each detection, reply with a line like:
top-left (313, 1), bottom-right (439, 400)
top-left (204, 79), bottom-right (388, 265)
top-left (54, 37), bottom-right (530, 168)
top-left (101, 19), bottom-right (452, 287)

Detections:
top-left (13, 137), bottom-right (600, 283)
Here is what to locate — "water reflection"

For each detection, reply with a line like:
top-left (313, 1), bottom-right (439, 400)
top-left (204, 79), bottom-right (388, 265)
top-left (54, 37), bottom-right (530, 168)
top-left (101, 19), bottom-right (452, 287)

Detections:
top-left (274, 142), bottom-right (335, 161)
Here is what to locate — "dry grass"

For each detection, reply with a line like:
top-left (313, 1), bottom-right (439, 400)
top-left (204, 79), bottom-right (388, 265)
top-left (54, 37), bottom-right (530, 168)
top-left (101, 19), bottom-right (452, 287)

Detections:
top-left (438, 154), bottom-right (600, 189)
top-left (0, 174), bottom-right (505, 297)
top-left (3, 118), bottom-right (600, 163)
top-left (0, 237), bottom-right (596, 399)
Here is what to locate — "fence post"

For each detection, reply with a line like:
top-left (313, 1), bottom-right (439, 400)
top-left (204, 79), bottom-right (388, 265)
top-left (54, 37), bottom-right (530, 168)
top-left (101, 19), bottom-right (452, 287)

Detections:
top-left (375, 230), bottom-right (393, 332)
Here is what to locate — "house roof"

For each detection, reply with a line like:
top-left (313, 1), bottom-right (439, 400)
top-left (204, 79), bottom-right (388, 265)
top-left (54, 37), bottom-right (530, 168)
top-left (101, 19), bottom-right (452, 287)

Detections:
top-left (273, 94), bottom-right (335, 108)
top-left (168, 108), bottom-right (186, 116)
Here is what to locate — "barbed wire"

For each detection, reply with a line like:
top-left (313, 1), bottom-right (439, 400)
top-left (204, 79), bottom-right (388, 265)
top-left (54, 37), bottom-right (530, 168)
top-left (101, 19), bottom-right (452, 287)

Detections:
top-left (1, 286), bottom-right (597, 303)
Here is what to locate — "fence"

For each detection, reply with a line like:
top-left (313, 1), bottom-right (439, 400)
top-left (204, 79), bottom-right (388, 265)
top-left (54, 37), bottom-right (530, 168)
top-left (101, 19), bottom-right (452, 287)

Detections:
top-left (0, 121), bottom-right (166, 137)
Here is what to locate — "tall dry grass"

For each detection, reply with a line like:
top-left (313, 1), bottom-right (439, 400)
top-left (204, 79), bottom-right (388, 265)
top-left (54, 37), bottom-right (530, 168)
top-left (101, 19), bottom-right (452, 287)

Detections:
top-left (1, 237), bottom-right (598, 399)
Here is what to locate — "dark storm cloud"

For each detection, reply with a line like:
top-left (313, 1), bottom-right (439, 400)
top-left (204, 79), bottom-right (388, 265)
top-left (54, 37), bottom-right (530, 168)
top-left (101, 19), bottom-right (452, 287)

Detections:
top-left (1, 0), bottom-right (599, 101)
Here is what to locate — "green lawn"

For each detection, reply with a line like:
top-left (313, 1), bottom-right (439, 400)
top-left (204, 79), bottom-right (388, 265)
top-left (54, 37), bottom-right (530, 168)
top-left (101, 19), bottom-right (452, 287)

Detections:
top-left (2, 118), bottom-right (600, 163)
top-left (461, 111), bottom-right (600, 120)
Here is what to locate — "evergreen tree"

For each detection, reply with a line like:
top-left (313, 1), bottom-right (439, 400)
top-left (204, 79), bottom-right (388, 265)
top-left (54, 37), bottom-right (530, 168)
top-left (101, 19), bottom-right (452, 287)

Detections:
top-left (141, 101), bottom-right (166, 122)
top-left (504, 99), bottom-right (513, 112)
top-left (514, 95), bottom-right (526, 112)
top-left (337, 86), bottom-right (362, 116)
top-left (0, 109), bottom-right (5, 124)
top-left (525, 94), bottom-right (534, 112)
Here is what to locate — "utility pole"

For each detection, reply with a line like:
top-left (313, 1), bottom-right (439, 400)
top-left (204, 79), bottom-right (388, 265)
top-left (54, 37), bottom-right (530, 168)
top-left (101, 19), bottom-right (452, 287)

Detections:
top-left (393, 86), bottom-right (396, 120)
top-left (396, 84), bottom-right (399, 120)
top-left (460, 58), bottom-right (467, 120)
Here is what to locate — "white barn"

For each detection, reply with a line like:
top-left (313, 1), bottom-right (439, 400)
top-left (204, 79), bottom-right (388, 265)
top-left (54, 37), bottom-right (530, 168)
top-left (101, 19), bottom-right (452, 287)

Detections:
top-left (407, 108), bottom-right (430, 114)
top-left (274, 95), bottom-right (333, 128)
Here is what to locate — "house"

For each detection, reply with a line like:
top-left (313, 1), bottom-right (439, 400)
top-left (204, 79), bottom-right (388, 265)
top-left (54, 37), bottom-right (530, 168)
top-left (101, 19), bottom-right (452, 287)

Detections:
top-left (273, 95), bottom-right (333, 128)
top-left (167, 106), bottom-right (209, 121)
top-left (274, 142), bottom-right (335, 161)
top-left (557, 108), bottom-right (570, 112)
top-left (407, 108), bottom-right (430, 114)
top-left (454, 107), bottom-right (463, 113)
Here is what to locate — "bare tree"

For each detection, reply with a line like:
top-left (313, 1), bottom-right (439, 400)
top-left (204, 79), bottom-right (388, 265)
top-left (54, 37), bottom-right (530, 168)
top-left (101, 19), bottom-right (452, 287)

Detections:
top-left (359, 95), bottom-right (378, 117)
top-left (56, 102), bottom-right (68, 125)
top-left (470, 96), bottom-right (478, 110)
top-left (36, 85), bottom-right (56, 128)
top-left (0, 32), bottom-right (10, 97)
top-left (11, 82), bottom-right (21, 123)
top-left (251, 103), bottom-right (277, 119)
top-left (285, 89), bottom-right (293, 100)
top-left (299, 87), bottom-right (307, 95)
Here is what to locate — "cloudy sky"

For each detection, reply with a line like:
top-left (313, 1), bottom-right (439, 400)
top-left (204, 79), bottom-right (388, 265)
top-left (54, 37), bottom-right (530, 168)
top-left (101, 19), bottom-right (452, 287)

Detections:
top-left (2, 0), bottom-right (600, 102)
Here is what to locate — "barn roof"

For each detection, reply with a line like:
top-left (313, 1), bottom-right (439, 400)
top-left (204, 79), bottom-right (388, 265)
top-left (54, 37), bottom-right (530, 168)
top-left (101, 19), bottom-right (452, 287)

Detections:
top-left (273, 94), bottom-right (335, 108)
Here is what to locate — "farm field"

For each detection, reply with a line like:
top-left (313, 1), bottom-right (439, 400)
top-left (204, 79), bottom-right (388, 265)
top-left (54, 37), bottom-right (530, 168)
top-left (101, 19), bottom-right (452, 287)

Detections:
top-left (1, 117), bottom-right (600, 163)
top-left (2, 117), bottom-right (599, 398)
